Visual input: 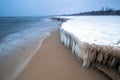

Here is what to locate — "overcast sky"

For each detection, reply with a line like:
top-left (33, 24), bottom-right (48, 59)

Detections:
top-left (0, 0), bottom-right (120, 16)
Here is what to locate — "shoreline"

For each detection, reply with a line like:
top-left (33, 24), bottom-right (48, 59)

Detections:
top-left (16, 29), bottom-right (109, 80)
top-left (0, 18), bottom-right (62, 80)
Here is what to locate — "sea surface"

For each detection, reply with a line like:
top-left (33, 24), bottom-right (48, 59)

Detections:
top-left (0, 16), bottom-right (61, 80)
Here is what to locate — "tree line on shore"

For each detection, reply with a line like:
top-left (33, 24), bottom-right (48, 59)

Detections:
top-left (65, 7), bottom-right (120, 16)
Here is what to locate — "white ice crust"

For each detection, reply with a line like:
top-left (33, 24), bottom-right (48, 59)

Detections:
top-left (60, 16), bottom-right (120, 47)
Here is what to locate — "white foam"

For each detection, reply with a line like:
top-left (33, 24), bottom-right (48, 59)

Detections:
top-left (0, 20), bottom-right (59, 80)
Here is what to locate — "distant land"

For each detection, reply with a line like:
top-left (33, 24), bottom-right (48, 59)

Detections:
top-left (63, 7), bottom-right (120, 16)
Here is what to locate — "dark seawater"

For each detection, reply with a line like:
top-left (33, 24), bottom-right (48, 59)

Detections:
top-left (0, 16), bottom-right (53, 39)
top-left (0, 16), bottom-right (61, 80)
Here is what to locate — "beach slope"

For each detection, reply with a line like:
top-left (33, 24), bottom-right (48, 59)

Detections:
top-left (17, 29), bottom-right (109, 80)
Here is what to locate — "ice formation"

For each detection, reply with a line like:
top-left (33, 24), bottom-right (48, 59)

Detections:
top-left (60, 16), bottom-right (120, 73)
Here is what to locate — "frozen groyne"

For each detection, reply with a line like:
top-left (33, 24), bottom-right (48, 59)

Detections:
top-left (59, 16), bottom-right (120, 74)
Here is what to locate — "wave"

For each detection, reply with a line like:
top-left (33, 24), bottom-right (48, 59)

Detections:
top-left (0, 19), bottom-right (59, 80)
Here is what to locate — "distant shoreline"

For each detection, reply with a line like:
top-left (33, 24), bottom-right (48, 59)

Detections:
top-left (63, 9), bottom-right (120, 16)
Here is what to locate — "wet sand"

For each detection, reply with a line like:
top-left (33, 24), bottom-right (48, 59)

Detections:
top-left (16, 29), bottom-right (109, 80)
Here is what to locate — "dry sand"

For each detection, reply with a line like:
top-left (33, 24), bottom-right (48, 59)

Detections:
top-left (16, 29), bottom-right (109, 80)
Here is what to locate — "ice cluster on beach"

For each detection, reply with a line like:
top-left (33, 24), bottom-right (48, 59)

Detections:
top-left (59, 16), bottom-right (120, 72)
top-left (61, 16), bottom-right (120, 47)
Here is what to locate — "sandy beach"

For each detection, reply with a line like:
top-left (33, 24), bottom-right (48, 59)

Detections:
top-left (16, 29), bottom-right (109, 80)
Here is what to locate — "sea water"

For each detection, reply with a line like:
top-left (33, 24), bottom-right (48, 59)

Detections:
top-left (0, 16), bottom-right (61, 80)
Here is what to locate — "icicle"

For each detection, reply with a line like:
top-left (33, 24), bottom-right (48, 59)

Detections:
top-left (119, 65), bottom-right (120, 73)
top-left (72, 39), bottom-right (75, 53)
top-left (60, 27), bottom-right (120, 73)
top-left (66, 34), bottom-right (70, 48)
top-left (111, 58), bottom-right (116, 67)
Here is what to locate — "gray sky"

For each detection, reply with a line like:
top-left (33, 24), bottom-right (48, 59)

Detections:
top-left (0, 0), bottom-right (120, 16)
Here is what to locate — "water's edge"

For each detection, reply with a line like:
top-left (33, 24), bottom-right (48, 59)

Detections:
top-left (0, 17), bottom-right (63, 80)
